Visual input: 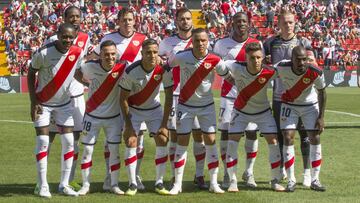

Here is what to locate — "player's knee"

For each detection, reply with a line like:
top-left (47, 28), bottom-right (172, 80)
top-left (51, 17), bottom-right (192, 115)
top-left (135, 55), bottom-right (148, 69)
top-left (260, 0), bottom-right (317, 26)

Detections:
top-left (265, 134), bottom-right (278, 144)
top-left (203, 133), bottom-right (216, 145)
top-left (192, 130), bottom-right (203, 142)
top-left (245, 130), bottom-right (257, 140)
top-left (73, 131), bottom-right (81, 140)
top-left (282, 130), bottom-right (295, 145)
top-left (309, 134), bottom-right (320, 145)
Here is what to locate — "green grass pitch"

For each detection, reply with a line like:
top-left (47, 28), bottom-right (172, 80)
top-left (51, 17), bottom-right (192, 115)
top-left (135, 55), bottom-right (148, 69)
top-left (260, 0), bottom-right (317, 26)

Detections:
top-left (0, 88), bottom-right (360, 203)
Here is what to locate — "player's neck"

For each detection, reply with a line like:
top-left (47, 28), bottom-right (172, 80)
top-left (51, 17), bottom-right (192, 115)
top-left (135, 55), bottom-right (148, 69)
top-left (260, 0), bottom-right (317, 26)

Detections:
top-left (247, 65), bottom-right (261, 75)
top-left (55, 41), bottom-right (69, 54)
top-left (193, 49), bottom-right (207, 60)
top-left (119, 29), bottom-right (134, 38)
top-left (100, 60), bottom-right (113, 71)
top-left (232, 32), bottom-right (248, 43)
top-left (291, 66), bottom-right (307, 75)
top-left (141, 60), bottom-right (155, 72)
top-left (280, 32), bottom-right (295, 41)
top-left (178, 31), bottom-right (192, 40)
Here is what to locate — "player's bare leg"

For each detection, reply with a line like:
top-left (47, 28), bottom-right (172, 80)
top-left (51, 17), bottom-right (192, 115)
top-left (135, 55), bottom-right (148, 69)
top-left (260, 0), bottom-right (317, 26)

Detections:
top-left (307, 131), bottom-right (325, 192)
top-left (192, 129), bottom-right (208, 190)
top-left (154, 131), bottom-right (170, 195)
top-left (282, 129), bottom-right (296, 192)
top-left (243, 130), bottom-right (258, 188)
top-left (219, 130), bottom-right (230, 188)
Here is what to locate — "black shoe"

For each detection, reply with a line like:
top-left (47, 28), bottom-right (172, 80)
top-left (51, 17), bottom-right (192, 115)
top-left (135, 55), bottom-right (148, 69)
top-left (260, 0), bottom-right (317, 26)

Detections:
top-left (310, 180), bottom-right (326, 192)
top-left (193, 176), bottom-right (209, 190)
top-left (286, 180), bottom-right (296, 192)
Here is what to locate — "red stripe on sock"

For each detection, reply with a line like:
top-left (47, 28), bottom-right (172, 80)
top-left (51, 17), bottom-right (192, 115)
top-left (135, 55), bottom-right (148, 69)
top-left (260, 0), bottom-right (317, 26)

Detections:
top-left (111, 163), bottom-right (120, 171)
top-left (208, 161), bottom-right (219, 170)
top-left (155, 156), bottom-right (168, 165)
top-left (74, 153), bottom-right (78, 161)
top-left (81, 161), bottom-right (92, 169)
top-left (36, 151), bottom-right (47, 161)
top-left (195, 153), bottom-right (206, 161)
top-left (226, 159), bottom-right (237, 168)
top-left (137, 150), bottom-right (144, 159)
top-left (125, 155), bottom-right (137, 166)
top-left (285, 156), bottom-right (295, 169)
top-left (247, 151), bottom-right (257, 159)
top-left (271, 160), bottom-right (281, 169)
top-left (64, 151), bottom-right (74, 161)
top-left (312, 159), bottom-right (322, 168)
top-left (104, 151), bottom-right (110, 159)
top-left (169, 154), bottom-right (175, 161)
top-left (221, 154), bottom-right (226, 161)
top-left (174, 159), bottom-right (185, 168)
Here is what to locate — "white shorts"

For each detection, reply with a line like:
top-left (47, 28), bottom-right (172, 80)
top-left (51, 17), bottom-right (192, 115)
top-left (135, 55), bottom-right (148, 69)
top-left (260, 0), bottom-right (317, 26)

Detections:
top-left (81, 114), bottom-right (123, 145)
top-left (280, 103), bottom-right (320, 130)
top-left (218, 97), bottom-right (258, 131)
top-left (176, 103), bottom-right (216, 134)
top-left (49, 95), bottom-right (85, 132)
top-left (168, 96), bottom-right (200, 131)
top-left (34, 101), bottom-right (74, 128)
top-left (130, 106), bottom-right (163, 136)
top-left (140, 122), bottom-right (147, 132)
top-left (228, 108), bottom-right (277, 135)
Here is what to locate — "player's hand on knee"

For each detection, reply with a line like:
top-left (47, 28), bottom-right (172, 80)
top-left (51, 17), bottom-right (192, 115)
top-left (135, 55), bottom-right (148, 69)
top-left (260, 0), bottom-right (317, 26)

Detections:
top-left (315, 118), bottom-right (325, 134)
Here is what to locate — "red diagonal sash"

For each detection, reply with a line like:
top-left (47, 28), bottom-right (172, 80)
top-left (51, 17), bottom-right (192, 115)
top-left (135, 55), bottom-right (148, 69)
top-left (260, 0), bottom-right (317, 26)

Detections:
top-left (281, 68), bottom-right (319, 103)
top-left (74, 31), bottom-right (89, 51)
top-left (179, 54), bottom-right (221, 104)
top-left (221, 37), bottom-right (259, 97)
top-left (172, 39), bottom-right (193, 92)
top-left (234, 67), bottom-right (275, 110)
top-left (128, 65), bottom-right (165, 106)
top-left (86, 63), bottom-right (126, 113)
top-left (36, 46), bottom-right (82, 103)
top-left (120, 32), bottom-right (146, 62)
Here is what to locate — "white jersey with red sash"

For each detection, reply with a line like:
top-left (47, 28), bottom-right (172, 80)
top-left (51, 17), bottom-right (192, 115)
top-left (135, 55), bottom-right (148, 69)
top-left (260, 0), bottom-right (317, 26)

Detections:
top-left (213, 36), bottom-right (261, 99)
top-left (81, 60), bottom-right (126, 118)
top-left (227, 61), bottom-right (277, 114)
top-left (95, 31), bottom-right (146, 64)
top-left (31, 42), bottom-right (83, 106)
top-left (119, 61), bottom-right (173, 110)
top-left (44, 31), bottom-right (91, 96)
top-left (159, 34), bottom-right (193, 95)
top-left (169, 49), bottom-right (230, 107)
top-left (276, 60), bottom-right (326, 105)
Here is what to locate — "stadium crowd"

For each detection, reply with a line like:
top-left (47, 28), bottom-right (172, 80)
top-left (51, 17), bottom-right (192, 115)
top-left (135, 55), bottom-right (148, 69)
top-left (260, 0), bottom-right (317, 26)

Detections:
top-left (1, 0), bottom-right (359, 77)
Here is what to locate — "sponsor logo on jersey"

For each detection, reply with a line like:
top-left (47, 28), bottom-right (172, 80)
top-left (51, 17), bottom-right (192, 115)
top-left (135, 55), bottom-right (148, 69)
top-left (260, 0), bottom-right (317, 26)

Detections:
top-left (258, 77), bottom-right (266, 84)
top-left (132, 40), bottom-right (140, 46)
top-left (303, 78), bottom-right (311, 84)
top-left (112, 72), bottom-right (119, 78)
top-left (77, 41), bottom-right (84, 48)
top-left (204, 62), bottom-right (212, 69)
top-left (68, 55), bottom-right (75, 62)
top-left (154, 74), bottom-right (161, 81)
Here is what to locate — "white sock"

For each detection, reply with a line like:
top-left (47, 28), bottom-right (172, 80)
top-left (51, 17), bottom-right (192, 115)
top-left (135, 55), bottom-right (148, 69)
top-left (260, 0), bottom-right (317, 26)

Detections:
top-left (310, 144), bottom-right (322, 182)
top-left (59, 133), bottom-right (74, 188)
top-left (108, 144), bottom-right (120, 186)
top-left (245, 139), bottom-right (258, 175)
top-left (283, 145), bottom-right (296, 182)
top-left (226, 140), bottom-right (239, 181)
top-left (206, 144), bottom-right (220, 185)
top-left (268, 144), bottom-right (281, 180)
top-left (193, 141), bottom-right (206, 178)
top-left (104, 143), bottom-right (110, 178)
top-left (220, 140), bottom-right (227, 175)
top-left (168, 141), bottom-right (177, 178)
top-left (136, 135), bottom-right (144, 176)
top-left (81, 145), bottom-right (94, 187)
top-left (174, 145), bottom-right (187, 187)
top-left (35, 135), bottom-right (49, 187)
top-left (155, 146), bottom-right (168, 185)
top-left (125, 147), bottom-right (137, 186)
top-left (69, 139), bottom-right (79, 182)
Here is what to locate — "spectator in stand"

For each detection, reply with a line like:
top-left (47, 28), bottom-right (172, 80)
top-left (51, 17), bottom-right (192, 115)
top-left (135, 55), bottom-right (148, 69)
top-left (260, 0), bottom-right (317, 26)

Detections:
top-left (266, 5), bottom-right (275, 28)
top-left (220, 0), bottom-right (230, 22)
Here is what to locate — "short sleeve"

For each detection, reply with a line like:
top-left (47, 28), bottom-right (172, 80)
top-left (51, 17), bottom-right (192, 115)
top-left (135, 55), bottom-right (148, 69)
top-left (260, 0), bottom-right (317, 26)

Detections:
top-left (162, 67), bottom-right (173, 89)
top-left (159, 39), bottom-right (171, 57)
top-left (314, 73), bottom-right (326, 90)
top-left (168, 52), bottom-right (179, 68)
top-left (31, 51), bottom-right (43, 70)
top-left (119, 71), bottom-right (133, 91)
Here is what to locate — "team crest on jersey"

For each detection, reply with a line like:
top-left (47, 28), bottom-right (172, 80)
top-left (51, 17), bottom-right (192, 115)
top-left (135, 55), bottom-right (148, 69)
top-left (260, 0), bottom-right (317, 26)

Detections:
top-left (204, 63), bottom-right (212, 69)
top-left (112, 72), bottom-right (119, 78)
top-left (154, 74), bottom-right (161, 81)
top-left (258, 77), bottom-right (266, 84)
top-left (303, 78), bottom-right (311, 84)
top-left (68, 55), bottom-right (75, 61)
top-left (77, 41), bottom-right (84, 48)
top-left (132, 40), bottom-right (140, 46)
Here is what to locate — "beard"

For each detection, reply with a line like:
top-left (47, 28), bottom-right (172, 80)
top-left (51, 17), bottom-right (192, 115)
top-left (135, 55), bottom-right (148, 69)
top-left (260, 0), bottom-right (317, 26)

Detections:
top-left (178, 25), bottom-right (192, 32)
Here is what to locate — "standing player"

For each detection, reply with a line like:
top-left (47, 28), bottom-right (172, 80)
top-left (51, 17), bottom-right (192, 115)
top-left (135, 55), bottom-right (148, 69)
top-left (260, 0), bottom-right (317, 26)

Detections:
top-left (213, 12), bottom-right (260, 188)
top-left (224, 42), bottom-right (285, 192)
top-left (28, 23), bottom-right (82, 198)
top-left (74, 40), bottom-right (126, 195)
top-left (159, 8), bottom-right (208, 189)
top-left (263, 8), bottom-right (313, 186)
top-left (43, 6), bottom-right (91, 191)
top-left (90, 7), bottom-right (148, 190)
top-left (119, 39), bottom-right (173, 196)
top-left (169, 28), bottom-right (232, 195)
top-left (276, 46), bottom-right (326, 192)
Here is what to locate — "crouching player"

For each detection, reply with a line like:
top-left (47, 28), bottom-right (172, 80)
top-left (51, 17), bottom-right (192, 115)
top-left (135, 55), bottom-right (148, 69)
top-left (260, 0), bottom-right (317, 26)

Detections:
top-left (119, 39), bottom-right (173, 196)
top-left (276, 46), bottom-right (326, 192)
top-left (74, 40), bottom-right (127, 195)
top-left (225, 42), bottom-right (285, 192)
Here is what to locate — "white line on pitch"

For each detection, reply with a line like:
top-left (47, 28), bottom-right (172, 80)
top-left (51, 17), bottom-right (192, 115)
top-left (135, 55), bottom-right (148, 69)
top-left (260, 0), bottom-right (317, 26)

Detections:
top-left (326, 110), bottom-right (360, 118)
top-left (0, 119), bottom-right (32, 124)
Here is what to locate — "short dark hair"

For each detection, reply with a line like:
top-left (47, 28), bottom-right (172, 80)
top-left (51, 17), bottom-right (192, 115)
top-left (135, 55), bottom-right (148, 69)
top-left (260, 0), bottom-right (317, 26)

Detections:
top-left (142, 38), bottom-right (158, 49)
top-left (292, 45), bottom-right (306, 57)
top-left (175, 7), bottom-right (191, 19)
top-left (117, 7), bottom-right (134, 19)
top-left (57, 23), bottom-right (76, 33)
top-left (100, 40), bottom-right (116, 50)
top-left (64, 6), bottom-right (81, 18)
top-left (245, 42), bottom-right (262, 53)
top-left (191, 27), bottom-right (206, 35)
top-left (232, 12), bottom-right (248, 22)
